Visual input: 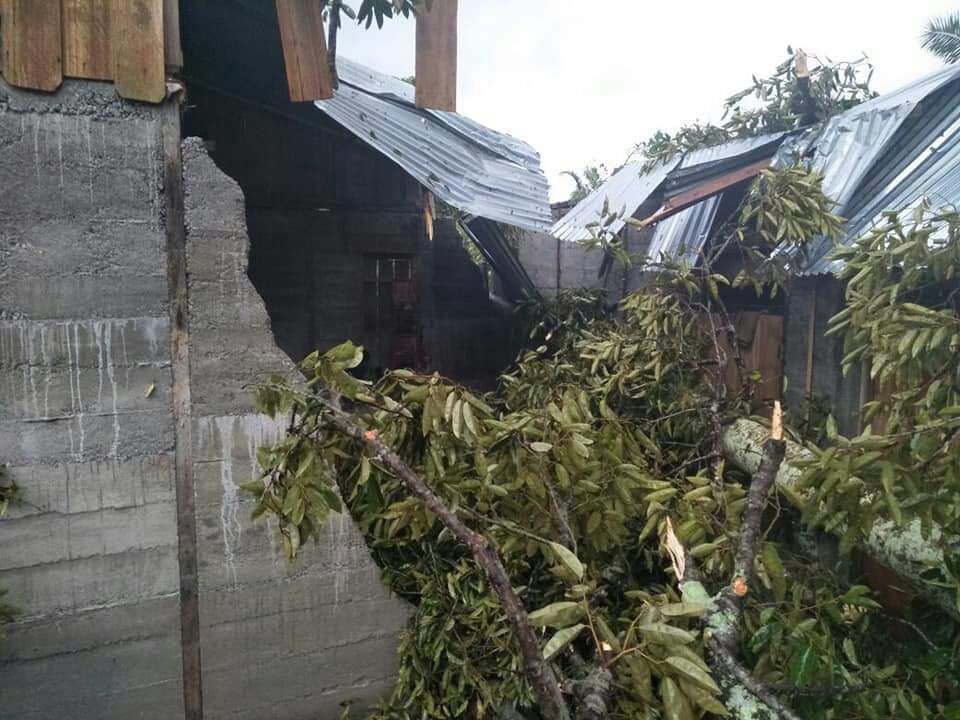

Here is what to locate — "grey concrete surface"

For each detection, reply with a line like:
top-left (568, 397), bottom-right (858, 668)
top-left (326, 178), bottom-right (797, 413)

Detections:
top-left (0, 78), bottom-right (184, 719)
top-left (182, 139), bottom-right (412, 720)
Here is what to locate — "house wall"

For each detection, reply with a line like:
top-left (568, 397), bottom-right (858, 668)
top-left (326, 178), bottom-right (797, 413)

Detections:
top-left (783, 275), bottom-right (863, 435)
top-left (0, 77), bottom-right (417, 720)
top-left (189, 87), bottom-right (513, 388)
top-left (0, 79), bottom-right (184, 718)
top-left (517, 225), bottom-right (652, 301)
top-left (182, 140), bottom-right (411, 719)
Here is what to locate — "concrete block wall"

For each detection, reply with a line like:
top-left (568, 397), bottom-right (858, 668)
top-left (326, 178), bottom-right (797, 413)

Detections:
top-left (182, 140), bottom-right (411, 719)
top-left (0, 80), bottom-right (184, 717)
top-left (516, 229), bottom-right (650, 301)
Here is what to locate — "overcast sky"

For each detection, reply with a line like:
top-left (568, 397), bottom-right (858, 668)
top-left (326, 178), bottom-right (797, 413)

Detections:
top-left (338, 1), bottom-right (958, 201)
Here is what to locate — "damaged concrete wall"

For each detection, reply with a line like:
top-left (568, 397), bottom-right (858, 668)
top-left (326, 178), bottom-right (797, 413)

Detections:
top-left (188, 86), bottom-right (514, 388)
top-left (182, 139), bottom-right (411, 719)
top-left (0, 80), bottom-right (184, 717)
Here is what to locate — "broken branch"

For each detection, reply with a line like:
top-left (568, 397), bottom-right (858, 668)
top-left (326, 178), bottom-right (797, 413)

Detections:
top-left (722, 418), bottom-right (960, 620)
top-left (319, 400), bottom-right (571, 720)
top-left (670, 405), bottom-right (801, 720)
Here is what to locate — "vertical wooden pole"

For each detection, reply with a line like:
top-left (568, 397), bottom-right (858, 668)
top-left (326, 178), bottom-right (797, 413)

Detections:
top-left (0, 0), bottom-right (63, 92)
top-left (162, 98), bottom-right (204, 720)
top-left (415, 0), bottom-right (457, 111)
top-left (275, 0), bottom-right (334, 102)
top-left (163, 0), bottom-right (183, 73)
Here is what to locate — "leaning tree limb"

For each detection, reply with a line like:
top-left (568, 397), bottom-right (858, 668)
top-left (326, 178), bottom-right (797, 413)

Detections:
top-left (668, 404), bottom-right (802, 720)
top-left (722, 418), bottom-right (960, 620)
top-left (319, 401), bottom-right (572, 720)
top-left (573, 661), bottom-right (613, 720)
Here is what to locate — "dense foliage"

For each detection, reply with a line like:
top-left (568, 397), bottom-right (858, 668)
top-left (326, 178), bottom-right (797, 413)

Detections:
top-left (246, 166), bottom-right (960, 718)
top-left (796, 206), bottom-right (960, 564)
top-left (632, 51), bottom-right (875, 171)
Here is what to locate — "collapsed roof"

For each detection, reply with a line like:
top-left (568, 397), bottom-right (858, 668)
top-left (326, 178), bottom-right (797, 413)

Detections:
top-left (552, 61), bottom-right (960, 276)
top-left (321, 58), bottom-right (552, 233)
top-left (314, 57), bottom-right (550, 299)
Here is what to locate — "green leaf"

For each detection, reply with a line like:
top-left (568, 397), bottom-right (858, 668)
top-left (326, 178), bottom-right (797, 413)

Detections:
top-left (528, 601), bottom-right (584, 628)
top-left (659, 602), bottom-right (709, 618)
top-left (462, 402), bottom-right (479, 435)
top-left (548, 541), bottom-right (585, 581)
top-left (325, 340), bottom-right (364, 369)
top-left (530, 442), bottom-right (554, 453)
top-left (762, 543), bottom-right (787, 602)
top-left (880, 462), bottom-right (903, 525)
top-left (788, 644), bottom-right (818, 687)
top-left (239, 479), bottom-right (266, 495)
top-left (314, 483), bottom-right (343, 513)
top-left (637, 622), bottom-right (695, 645)
top-left (542, 623), bottom-right (586, 660)
top-left (661, 676), bottom-right (695, 720)
top-left (665, 656), bottom-right (721, 693)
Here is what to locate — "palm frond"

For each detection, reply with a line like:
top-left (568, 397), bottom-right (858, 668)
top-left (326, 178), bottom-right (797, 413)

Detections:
top-left (922, 12), bottom-right (960, 64)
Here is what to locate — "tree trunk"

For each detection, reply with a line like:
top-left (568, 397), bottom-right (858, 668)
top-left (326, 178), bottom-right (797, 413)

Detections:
top-left (722, 419), bottom-right (958, 619)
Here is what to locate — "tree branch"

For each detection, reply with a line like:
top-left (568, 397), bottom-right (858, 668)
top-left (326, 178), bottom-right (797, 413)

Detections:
top-left (573, 661), bottom-right (612, 720)
top-left (318, 400), bottom-right (571, 720)
top-left (722, 417), bottom-right (960, 620)
top-left (327, 0), bottom-right (340, 88)
top-left (667, 405), bottom-right (800, 720)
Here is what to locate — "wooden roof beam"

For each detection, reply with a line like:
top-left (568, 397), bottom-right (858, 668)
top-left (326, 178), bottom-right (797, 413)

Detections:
top-left (275, 0), bottom-right (334, 102)
top-left (639, 158), bottom-right (771, 227)
top-left (415, 0), bottom-right (457, 111)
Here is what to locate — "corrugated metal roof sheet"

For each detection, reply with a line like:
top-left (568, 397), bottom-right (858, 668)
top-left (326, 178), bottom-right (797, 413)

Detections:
top-left (552, 133), bottom-right (789, 247)
top-left (644, 193), bottom-right (721, 266)
top-left (782, 63), bottom-right (960, 274)
top-left (315, 58), bottom-right (552, 232)
top-left (550, 160), bottom-right (679, 243)
top-left (805, 95), bottom-right (960, 274)
top-left (462, 216), bottom-right (538, 301)
top-left (678, 132), bottom-right (791, 170)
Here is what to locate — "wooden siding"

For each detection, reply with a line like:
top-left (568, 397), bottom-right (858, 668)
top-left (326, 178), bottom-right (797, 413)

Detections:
top-left (709, 311), bottom-right (784, 405)
top-left (0, 0), bottom-right (177, 102)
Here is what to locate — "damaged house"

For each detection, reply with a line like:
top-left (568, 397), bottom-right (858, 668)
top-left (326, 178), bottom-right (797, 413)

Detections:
top-left (528, 59), bottom-right (960, 435)
top-left (0, 2), bottom-right (549, 718)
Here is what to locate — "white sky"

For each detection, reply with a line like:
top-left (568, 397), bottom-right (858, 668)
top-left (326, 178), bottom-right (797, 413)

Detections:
top-left (337, 1), bottom-right (958, 201)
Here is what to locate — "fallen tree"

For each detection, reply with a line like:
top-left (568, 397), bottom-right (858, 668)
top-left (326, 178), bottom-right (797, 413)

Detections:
top-left (723, 418), bottom-right (959, 621)
top-left (243, 172), bottom-right (960, 718)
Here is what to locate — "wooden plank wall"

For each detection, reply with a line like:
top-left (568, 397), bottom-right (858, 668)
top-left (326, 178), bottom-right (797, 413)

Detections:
top-left (63, 0), bottom-right (111, 80)
top-left (112, 0), bottom-right (167, 103)
top-left (709, 311), bottom-right (785, 405)
top-left (0, 0), bottom-right (177, 102)
top-left (1, 0), bottom-right (63, 92)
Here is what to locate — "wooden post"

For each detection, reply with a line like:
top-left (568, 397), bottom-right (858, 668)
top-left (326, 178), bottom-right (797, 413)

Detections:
top-left (111, 0), bottom-right (166, 103)
top-left (415, 0), bottom-right (457, 111)
top-left (163, 0), bottom-right (183, 73)
top-left (275, 0), bottom-right (334, 102)
top-left (0, 0), bottom-right (63, 92)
